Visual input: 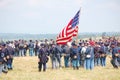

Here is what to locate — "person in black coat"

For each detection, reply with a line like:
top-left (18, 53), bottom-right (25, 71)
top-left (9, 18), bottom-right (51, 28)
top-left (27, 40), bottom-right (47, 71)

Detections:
top-left (70, 43), bottom-right (80, 70)
top-left (111, 42), bottom-right (120, 68)
top-left (6, 44), bottom-right (15, 70)
top-left (38, 44), bottom-right (49, 72)
top-left (0, 43), bottom-right (8, 74)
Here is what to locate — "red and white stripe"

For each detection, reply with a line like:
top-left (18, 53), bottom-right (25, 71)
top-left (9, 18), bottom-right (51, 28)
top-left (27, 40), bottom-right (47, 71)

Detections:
top-left (56, 19), bottom-right (78, 45)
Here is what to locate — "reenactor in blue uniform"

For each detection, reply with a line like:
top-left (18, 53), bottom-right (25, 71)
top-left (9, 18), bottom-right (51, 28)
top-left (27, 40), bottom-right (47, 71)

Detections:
top-left (56, 44), bottom-right (62, 68)
top-left (0, 43), bottom-right (8, 75)
top-left (111, 42), bottom-right (120, 68)
top-left (38, 44), bottom-right (49, 72)
top-left (70, 43), bottom-right (80, 70)
top-left (29, 40), bottom-right (34, 56)
top-left (6, 43), bottom-right (15, 70)
top-left (117, 42), bottom-right (120, 66)
top-left (19, 40), bottom-right (24, 56)
top-left (23, 40), bottom-right (28, 56)
top-left (14, 40), bottom-right (19, 56)
top-left (99, 43), bottom-right (107, 67)
top-left (94, 43), bottom-right (101, 66)
top-left (63, 44), bottom-right (71, 68)
top-left (50, 44), bottom-right (61, 69)
top-left (34, 40), bottom-right (39, 56)
top-left (50, 44), bottom-right (57, 69)
top-left (85, 43), bottom-right (95, 70)
top-left (80, 43), bottom-right (86, 67)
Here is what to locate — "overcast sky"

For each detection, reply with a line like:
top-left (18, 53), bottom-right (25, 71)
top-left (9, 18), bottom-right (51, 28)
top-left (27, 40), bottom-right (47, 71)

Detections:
top-left (0, 0), bottom-right (120, 34)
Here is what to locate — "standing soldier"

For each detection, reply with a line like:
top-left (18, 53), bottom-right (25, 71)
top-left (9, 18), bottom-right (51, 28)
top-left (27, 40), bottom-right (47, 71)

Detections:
top-left (63, 44), bottom-right (71, 68)
top-left (38, 44), bottom-right (49, 72)
top-left (70, 43), bottom-right (80, 70)
top-left (29, 40), bottom-right (34, 56)
top-left (34, 40), bottom-right (40, 56)
top-left (117, 42), bottom-right (120, 66)
top-left (94, 42), bottom-right (101, 66)
top-left (19, 40), bottom-right (24, 57)
top-left (24, 40), bottom-right (28, 56)
top-left (99, 43), bottom-right (107, 67)
top-left (0, 43), bottom-right (8, 75)
top-left (56, 44), bottom-right (62, 68)
top-left (50, 44), bottom-right (58, 69)
top-left (85, 43), bottom-right (95, 70)
top-left (14, 40), bottom-right (19, 56)
top-left (111, 42), bottom-right (120, 68)
top-left (80, 43), bottom-right (87, 67)
top-left (6, 43), bottom-right (15, 70)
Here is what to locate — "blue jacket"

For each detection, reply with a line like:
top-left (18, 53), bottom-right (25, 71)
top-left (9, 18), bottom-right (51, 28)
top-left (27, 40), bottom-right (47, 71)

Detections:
top-left (38, 47), bottom-right (49, 63)
top-left (29, 42), bottom-right (34, 48)
top-left (6, 46), bottom-right (15, 64)
top-left (50, 45), bottom-right (62, 60)
top-left (63, 46), bottom-right (70, 57)
top-left (0, 48), bottom-right (8, 63)
top-left (70, 47), bottom-right (80, 60)
top-left (112, 47), bottom-right (118, 59)
top-left (0, 50), bottom-right (6, 63)
top-left (85, 46), bottom-right (94, 59)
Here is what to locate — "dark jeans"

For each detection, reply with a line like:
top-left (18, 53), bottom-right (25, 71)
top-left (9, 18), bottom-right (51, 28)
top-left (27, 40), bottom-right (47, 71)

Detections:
top-left (80, 60), bottom-right (85, 67)
top-left (38, 62), bottom-right (46, 71)
top-left (94, 57), bottom-right (100, 66)
top-left (7, 59), bottom-right (13, 69)
top-left (64, 56), bottom-right (70, 67)
top-left (100, 57), bottom-right (106, 67)
top-left (29, 48), bottom-right (34, 56)
top-left (85, 58), bottom-right (94, 70)
top-left (34, 49), bottom-right (39, 56)
top-left (56, 55), bottom-right (61, 67)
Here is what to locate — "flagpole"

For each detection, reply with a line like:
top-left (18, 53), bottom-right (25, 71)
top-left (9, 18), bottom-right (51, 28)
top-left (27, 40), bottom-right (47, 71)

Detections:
top-left (76, 7), bottom-right (81, 45)
top-left (76, 28), bottom-right (79, 45)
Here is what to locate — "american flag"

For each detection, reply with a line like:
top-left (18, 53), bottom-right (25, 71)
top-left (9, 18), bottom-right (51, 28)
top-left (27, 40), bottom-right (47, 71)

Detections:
top-left (56, 10), bottom-right (80, 45)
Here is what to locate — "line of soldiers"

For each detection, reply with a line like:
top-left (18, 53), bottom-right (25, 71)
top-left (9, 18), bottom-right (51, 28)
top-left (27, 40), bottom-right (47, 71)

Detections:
top-left (11, 39), bottom-right (52, 57)
top-left (37, 37), bottom-right (120, 71)
top-left (0, 37), bottom-right (120, 74)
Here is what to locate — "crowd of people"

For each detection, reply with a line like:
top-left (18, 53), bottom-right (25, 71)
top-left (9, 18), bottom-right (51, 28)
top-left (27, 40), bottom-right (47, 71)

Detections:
top-left (0, 37), bottom-right (120, 74)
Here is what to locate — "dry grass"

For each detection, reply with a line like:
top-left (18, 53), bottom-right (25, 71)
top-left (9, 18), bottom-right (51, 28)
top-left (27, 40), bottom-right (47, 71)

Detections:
top-left (0, 56), bottom-right (120, 80)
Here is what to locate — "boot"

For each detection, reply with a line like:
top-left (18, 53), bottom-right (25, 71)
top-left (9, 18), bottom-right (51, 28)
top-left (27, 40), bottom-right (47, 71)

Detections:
top-left (39, 68), bottom-right (41, 72)
top-left (43, 69), bottom-right (46, 72)
top-left (73, 66), bottom-right (75, 70)
top-left (76, 66), bottom-right (79, 70)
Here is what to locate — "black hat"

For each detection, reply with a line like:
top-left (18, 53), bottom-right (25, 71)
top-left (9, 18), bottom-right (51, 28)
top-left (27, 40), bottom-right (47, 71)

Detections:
top-left (1, 42), bottom-right (6, 47)
top-left (72, 43), bottom-right (77, 46)
top-left (111, 42), bottom-right (115, 45)
top-left (41, 43), bottom-right (45, 47)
